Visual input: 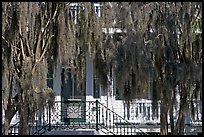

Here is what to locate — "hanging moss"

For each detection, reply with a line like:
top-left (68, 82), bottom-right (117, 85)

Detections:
top-left (2, 2), bottom-right (202, 134)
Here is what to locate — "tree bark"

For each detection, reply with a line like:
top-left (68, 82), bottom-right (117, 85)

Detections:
top-left (173, 84), bottom-right (187, 135)
top-left (3, 74), bottom-right (18, 135)
top-left (4, 105), bottom-right (18, 135)
top-left (4, 114), bottom-right (12, 135)
top-left (173, 108), bottom-right (186, 135)
top-left (19, 101), bottom-right (29, 135)
top-left (169, 105), bottom-right (174, 134)
top-left (160, 100), bottom-right (169, 135)
top-left (18, 86), bottom-right (29, 135)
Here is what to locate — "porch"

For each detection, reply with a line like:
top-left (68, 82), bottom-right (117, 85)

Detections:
top-left (7, 97), bottom-right (202, 135)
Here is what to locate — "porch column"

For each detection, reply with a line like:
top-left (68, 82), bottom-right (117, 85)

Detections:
top-left (85, 53), bottom-right (94, 101)
top-left (149, 104), bottom-right (152, 121)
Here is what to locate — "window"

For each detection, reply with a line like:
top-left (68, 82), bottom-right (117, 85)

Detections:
top-left (61, 68), bottom-right (82, 99)
top-left (47, 67), bottom-right (53, 89)
top-left (69, 3), bottom-right (102, 24)
top-left (93, 76), bottom-right (100, 98)
top-left (94, 3), bottom-right (102, 17)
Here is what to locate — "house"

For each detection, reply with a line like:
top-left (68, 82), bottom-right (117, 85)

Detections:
top-left (2, 2), bottom-right (202, 135)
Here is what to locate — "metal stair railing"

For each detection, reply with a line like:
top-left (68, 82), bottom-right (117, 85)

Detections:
top-left (8, 121), bottom-right (50, 135)
top-left (29, 103), bottom-right (57, 135)
top-left (7, 103), bottom-right (52, 135)
top-left (42, 100), bottom-right (147, 135)
top-left (95, 100), bottom-right (148, 135)
top-left (8, 121), bottom-right (20, 135)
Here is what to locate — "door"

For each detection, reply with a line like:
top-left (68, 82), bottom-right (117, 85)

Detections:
top-left (61, 68), bottom-right (86, 124)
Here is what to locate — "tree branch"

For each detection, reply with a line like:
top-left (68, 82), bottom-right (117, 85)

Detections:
top-left (19, 23), bottom-right (26, 60)
top-left (2, 36), bottom-right (9, 45)
top-left (39, 35), bottom-right (54, 62)
top-left (42, 4), bottom-right (59, 37)
top-left (32, 4), bottom-right (59, 75)
top-left (25, 38), bottom-right (31, 57)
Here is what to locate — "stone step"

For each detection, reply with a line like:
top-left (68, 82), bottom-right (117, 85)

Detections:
top-left (42, 129), bottom-right (99, 135)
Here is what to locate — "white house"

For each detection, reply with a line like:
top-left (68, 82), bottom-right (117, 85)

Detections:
top-left (2, 2), bottom-right (202, 135)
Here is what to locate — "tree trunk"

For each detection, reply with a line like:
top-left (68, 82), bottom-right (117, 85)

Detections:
top-left (160, 100), bottom-right (169, 135)
top-left (18, 86), bottom-right (29, 135)
top-left (169, 105), bottom-right (174, 134)
top-left (173, 108), bottom-right (186, 135)
top-left (179, 114), bottom-right (185, 135)
top-left (19, 101), bottom-right (29, 135)
top-left (173, 84), bottom-right (187, 135)
top-left (3, 73), bottom-right (18, 135)
top-left (4, 115), bottom-right (12, 135)
top-left (173, 102), bottom-right (187, 135)
top-left (3, 103), bottom-right (18, 135)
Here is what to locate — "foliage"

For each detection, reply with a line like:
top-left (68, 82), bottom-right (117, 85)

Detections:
top-left (2, 2), bottom-right (202, 135)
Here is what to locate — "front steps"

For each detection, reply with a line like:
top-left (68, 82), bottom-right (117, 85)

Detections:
top-left (42, 129), bottom-right (99, 135)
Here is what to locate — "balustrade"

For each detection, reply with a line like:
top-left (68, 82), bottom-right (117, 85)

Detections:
top-left (6, 99), bottom-right (202, 135)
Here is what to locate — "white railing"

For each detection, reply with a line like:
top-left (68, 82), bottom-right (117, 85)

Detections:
top-left (3, 98), bottom-right (202, 126)
top-left (112, 99), bottom-right (202, 125)
top-left (113, 99), bottom-right (160, 124)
